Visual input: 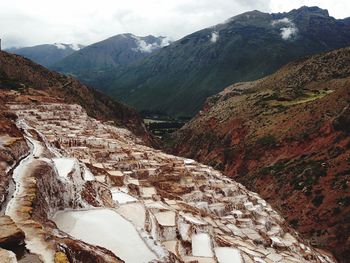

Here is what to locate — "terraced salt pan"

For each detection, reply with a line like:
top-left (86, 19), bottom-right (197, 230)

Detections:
top-left (82, 165), bottom-right (95, 181)
top-left (192, 233), bottom-right (213, 257)
top-left (110, 188), bottom-right (137, 204)
top-left (182, 213), bottom-right (207, 225)
top-left (52, 158), bottom-right (76, 178)
top-left (141, 187), bottom-right (157, 198)
top-left (5, 132), bottom-right (55, 262)
top-left (214, 247), bottom-right (242, 263)
top-left (154, 211), bottom-right (176, 226)
top-left (117, 202), bottom-right (146, 228)
top-left (53, 209), bottom-right (157, 263)
top-left (9, 104), bottom-right (337, 263)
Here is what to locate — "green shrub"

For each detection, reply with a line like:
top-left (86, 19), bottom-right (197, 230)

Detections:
top-left (289, 219), bottom-right (299, 227)
top-left (312, 194), bottom-right (324, 207)
top-left (256, 134), bottom-right (276, 147)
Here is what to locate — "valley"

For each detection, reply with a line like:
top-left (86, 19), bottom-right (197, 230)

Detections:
top-left (143, 117), bottom-right (186, 139)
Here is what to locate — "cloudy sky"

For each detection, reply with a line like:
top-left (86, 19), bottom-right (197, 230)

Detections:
top-left (1, 0), bottom-right (349, 48)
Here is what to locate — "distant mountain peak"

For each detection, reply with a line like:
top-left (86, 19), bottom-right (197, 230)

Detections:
top-left (52, 33), bottom-right (171, 77)
top-left (6, 43), bottom-right (84, 67)
top-left (226, 9), bottom-right (269, 24)
top-left (295, 6), bottom-right (330, 16)
top-left (277, 6), bottom-right (330, 21)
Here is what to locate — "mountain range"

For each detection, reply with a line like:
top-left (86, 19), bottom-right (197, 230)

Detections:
top-left (6, 43), bottom-right (84, 67)
top-left (90, 6), bottom-right (350, 118)
top-left (51, 34), bottom-right (170, 84)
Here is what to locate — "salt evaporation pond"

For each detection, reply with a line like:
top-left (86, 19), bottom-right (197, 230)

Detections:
top-left (52, 158), bottom-right (76, 178)
top-left (53, 208), bottom-right (157, 263)
top-left (215, 247), bottom-right (242, 263)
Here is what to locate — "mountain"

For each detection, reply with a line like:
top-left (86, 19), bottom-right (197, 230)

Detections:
top-left (6, 43), bottom-right (84, 67)
top-left (52, 34), bottom-right (170, 83)
top-left (84, 6), bottom-right (350, 118)
top-left (170, 46), bottom-right (350, 262)
top-left (0, 51), bottom-right (153, 144)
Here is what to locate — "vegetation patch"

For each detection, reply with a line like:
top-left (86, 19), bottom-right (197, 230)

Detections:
top-left (337, 196), bottom-right (350, 207)
top-left (312, 194), bottom-right (324, 207)
top-left (269, 90), bottom-right (334, 107)
top-left (256, 134), bottom-right (276, 147)
top-left (289, 219), bottom-right (299, 227)
top-left (258, 161), bottom-right (287, 176)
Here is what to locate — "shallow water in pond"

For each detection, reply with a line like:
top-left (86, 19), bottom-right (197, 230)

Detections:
top-left (52, 208), bottom-right (157, 263)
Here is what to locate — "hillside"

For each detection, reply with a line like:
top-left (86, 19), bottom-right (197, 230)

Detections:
top-left (0, 51), bottom-right (153, 144)
top-left (85, 6), bottom-right (350, 118)
top-left (171, 47), bottom-right (350, 262)
top-left (52, 34), bottom-right (170, 83)
top-left (7, 43), bottom-right (83, 67)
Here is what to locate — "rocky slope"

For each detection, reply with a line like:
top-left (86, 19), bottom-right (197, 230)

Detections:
top-left (0, 101), bottom-right (337, 262)
top-left (0, 98), bottom-right (29, 211)
top-left (52, 34), bottom-right (170, 83)
top-left (86, 6), bottom-right (350, 118)
top-left (7, 43), bottom-right (84, 68)
top-left (171, 47), bottom-right (350, 262)
top-left (0, 50), bottom-right (153, 145)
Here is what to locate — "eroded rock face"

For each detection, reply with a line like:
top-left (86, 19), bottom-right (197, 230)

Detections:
top-left (0, 216), bottom-right (24, 250)
top-left (55, 238), bottom-right (124, 263)
top-left (0, 111), bottom-right (29, 212)
top-left (4, 102), bottom-right (337, 263)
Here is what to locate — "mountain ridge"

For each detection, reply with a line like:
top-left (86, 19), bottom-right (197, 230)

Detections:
top-left (51, 33), bottom-right (170, 83)
top-left (6, 43), bottom-right (84, 67)
top-left (78, 6), bottom-right (350, 118)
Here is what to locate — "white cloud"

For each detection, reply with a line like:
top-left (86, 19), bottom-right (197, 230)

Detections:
top-left (280, 27), bottom-right (298, 40)
top-left (160, 37), bottom-right (172, 47)
top-left (271, 18), bottom-right (293, 26)
top-left (0, 0), bottom-right (348, 48)
top-left (69, 43), bottom-right (83, 51)
top-left (54, 43), bottom-right (67, 50)
top-left (131, 35), bottom-right (169, 53)
top-left (210, 31), bottom-right (219, 43)
top-left (132, 37), bottom-right (157, 53)
top-left (271, 18), bottom-right (299, 40)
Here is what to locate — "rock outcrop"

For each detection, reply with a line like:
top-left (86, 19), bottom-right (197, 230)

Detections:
top-left (0, 216), bottom-right (24, 250)
top-left (0, 104), bottom-right (29, 211)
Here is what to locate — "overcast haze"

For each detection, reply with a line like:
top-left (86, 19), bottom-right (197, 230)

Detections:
top-left (1, 0), bottom-right (349, 48)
